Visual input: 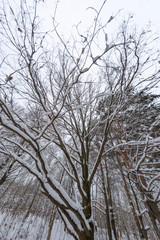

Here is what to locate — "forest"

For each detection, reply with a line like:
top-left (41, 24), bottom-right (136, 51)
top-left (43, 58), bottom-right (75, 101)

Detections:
top-left (0, 0), bottom-right (160, 239)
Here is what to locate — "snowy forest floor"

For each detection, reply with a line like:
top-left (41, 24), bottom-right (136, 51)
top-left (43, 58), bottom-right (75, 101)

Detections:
top-left (0, 167), bottom-right (74, 240)
top-left (0, 167), bottom-right (136, 240)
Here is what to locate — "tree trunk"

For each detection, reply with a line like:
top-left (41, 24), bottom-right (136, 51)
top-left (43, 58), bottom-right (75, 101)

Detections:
top-left (109, 130), bottom-right (148, 240)
top-left (82, 158), bottom-right (94, 240)
top-left (100, 162), bottom-right (112, 240)
top-left (104, 156), bottom-right (118, 240)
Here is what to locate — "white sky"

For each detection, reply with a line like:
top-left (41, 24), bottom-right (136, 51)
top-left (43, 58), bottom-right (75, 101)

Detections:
top-left (44, 0), bottom-right (160, 35)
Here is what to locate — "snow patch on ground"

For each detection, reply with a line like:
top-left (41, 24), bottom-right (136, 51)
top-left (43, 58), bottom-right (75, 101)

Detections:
top-left (50, 220), bottom-right (74, 240)
top-left (0, 211), bottom-right (73, 240)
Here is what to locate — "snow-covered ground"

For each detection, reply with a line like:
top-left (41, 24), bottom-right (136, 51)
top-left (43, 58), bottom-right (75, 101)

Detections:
top-left (0, 172), bottom-right (151, 240)
top-left (0, 211), bottom-right (73, 240)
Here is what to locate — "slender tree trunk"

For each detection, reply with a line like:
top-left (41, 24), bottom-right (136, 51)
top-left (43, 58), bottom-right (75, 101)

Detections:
top-left (104, 156), bottom-right (118, 240)
top-left (100, 162), bottom-right (112, 240)
top-left (82, 158), bottom-right (94, 240)
top-left (47, 206), bottom-right (57, 240)
top-left (115, 152), bottom-right (148, 239)
top-left (110, 130), bottom-right (149, 240)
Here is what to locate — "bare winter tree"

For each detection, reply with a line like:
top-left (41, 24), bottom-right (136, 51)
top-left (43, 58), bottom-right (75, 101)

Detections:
top-left (0, 0), bottom-right (160, 239)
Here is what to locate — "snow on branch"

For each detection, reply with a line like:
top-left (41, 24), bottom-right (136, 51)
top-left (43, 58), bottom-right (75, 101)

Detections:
top-left (0, 116), bottom-right (38, 149)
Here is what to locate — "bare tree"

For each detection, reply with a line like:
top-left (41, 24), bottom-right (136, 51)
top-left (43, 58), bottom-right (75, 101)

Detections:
top-left (0, 0), bottom-right (160, 239)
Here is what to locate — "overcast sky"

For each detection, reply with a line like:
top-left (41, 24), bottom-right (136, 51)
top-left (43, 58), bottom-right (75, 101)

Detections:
top-left (44, 0), bottom-right (160, 35)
